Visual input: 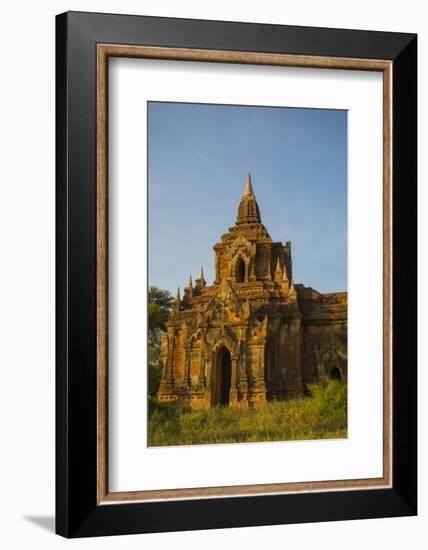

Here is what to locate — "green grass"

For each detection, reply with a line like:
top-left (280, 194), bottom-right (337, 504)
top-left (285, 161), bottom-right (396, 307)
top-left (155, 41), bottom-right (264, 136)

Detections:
top-left (148, 380), bottom-right (347, 446)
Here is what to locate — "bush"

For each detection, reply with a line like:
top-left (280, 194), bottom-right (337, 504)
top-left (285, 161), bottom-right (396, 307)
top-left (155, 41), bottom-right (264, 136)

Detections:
top-left (306, 379), bottom-right (347, 418)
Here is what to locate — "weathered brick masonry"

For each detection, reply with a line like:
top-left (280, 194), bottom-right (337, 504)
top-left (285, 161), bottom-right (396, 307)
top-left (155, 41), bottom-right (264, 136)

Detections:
top-left (158, 175), bottom-right (347, 408)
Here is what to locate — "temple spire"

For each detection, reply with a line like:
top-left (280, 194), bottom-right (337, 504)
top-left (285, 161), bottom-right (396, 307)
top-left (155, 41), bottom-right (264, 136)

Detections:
top-left (244, 173), bottom-right (254, 196)
top-left (188, 274), bottom-right (193, 289)
top-left (236, 173), bottom-right (261, 225)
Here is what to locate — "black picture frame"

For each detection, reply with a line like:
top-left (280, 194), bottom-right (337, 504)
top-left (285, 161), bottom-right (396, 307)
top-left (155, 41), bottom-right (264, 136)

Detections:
top-left (56, 11), bottom-right (417, 538)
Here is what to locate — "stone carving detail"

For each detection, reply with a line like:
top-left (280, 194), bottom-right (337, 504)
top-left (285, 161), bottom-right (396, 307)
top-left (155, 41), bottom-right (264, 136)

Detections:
top-left (250, 315), bottom-right (268, 343)
top-left (230, 235), bottom-right (256, 261)
top-left (205, 279), bottom-right (244, 321)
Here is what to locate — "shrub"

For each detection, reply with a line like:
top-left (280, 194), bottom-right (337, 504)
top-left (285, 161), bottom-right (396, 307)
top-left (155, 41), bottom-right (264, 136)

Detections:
top-left (306, 379), bottom-right (347, 418)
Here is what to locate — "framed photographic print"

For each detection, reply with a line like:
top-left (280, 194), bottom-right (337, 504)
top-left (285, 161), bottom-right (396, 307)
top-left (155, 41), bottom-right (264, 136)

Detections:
top-left (56, 11), bottom-right (417, 538)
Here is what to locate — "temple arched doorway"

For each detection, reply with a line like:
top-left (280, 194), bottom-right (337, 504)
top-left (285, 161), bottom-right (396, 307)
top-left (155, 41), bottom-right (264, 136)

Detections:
top-left (329, 366), bottom-right (342, 381)
top-left (235, 257), bottom-right (245, 283)
top-left (212, 347), bottom-right (232, 406)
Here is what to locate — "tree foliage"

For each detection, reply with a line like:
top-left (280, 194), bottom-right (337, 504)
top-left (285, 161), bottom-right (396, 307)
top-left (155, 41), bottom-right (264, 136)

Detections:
top-left (148, 287), bottom-right (173, 332)
top-left (148, 287), bottom-right (174, 397)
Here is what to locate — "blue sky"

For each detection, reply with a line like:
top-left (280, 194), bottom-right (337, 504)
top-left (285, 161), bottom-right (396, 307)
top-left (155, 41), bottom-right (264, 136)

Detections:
top-left (148, 102), bottom-right (347, 295)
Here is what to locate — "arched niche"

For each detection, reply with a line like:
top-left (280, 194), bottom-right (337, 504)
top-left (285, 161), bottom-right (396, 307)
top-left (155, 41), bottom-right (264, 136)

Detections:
top-left (235, 257), bottom-right (246, 283)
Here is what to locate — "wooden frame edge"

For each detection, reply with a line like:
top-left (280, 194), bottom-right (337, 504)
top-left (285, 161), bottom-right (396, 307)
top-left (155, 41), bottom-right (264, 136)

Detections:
top-left (96, 44), bottom-right (393, 504)
top-left (97, 45), bottom-right (109, 503)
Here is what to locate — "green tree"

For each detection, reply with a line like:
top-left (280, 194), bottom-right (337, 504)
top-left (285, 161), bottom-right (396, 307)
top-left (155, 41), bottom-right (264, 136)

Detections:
top-left (148, 287), bottom-right (174, 397)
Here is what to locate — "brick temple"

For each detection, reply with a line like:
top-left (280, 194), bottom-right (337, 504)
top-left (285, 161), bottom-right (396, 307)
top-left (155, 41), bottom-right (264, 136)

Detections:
top-left (157, 175), bottom-right (347, 408)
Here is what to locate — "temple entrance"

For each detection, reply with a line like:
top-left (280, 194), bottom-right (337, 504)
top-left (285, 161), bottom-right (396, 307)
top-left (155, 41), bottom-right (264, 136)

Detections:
top-left (329, 366), bottom-right (342, 381)
top-left (212, 347), bottom-right (232, 406)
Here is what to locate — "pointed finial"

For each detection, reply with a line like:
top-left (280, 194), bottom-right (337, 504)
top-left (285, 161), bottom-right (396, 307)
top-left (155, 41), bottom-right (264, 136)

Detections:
top-left (274, 257), bottom-right (283, 282)
top-left (195, 266), bottom-right (206, 289)
top-left (173, 286), bottom-right (181, 308)
top-left (188, 274), bottom-right (193, 289)
top-left (282, 266), bottom-right (289, 282)
top-left (244, 173), bottom-right (254, 196)
top-left (288, 279), bottom-right (297, 302)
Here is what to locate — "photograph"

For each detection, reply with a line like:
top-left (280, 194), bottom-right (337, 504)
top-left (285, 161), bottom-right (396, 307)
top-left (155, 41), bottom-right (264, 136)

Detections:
top-left (147, 101), bottom-right (348, 447)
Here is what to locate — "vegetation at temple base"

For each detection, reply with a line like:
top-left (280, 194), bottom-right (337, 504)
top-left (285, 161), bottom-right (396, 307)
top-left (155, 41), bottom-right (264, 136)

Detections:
top-left (148, 379), bottom-right (347, 446)
top-left (148, 286), bottom-right (173, 398)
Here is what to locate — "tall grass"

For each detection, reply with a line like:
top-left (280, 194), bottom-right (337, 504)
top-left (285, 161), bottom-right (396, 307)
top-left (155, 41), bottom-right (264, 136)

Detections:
top-left (148, 380), bottom-right (347, 446)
